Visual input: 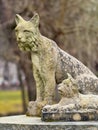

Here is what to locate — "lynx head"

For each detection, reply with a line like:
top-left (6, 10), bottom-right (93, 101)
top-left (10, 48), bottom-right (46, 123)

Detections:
top-left (58, 73), bottom-right (79, 98)
top-left (15, 13), bottom-right (40, 52)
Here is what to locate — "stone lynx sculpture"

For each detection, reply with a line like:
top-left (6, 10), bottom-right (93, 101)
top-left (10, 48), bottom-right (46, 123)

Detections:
top-left (42, 74), bottom-right (98, 121)
top-left (15, 13), bottom-right (98, 116)
top-left (44, 73), bottom-right (98, 111)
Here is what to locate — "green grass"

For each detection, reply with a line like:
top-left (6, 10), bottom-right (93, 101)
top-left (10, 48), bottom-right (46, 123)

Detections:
top-left (0, 90), bottom-right (24, 115)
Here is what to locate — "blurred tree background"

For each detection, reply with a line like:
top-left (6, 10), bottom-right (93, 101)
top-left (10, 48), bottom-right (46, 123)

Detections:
top-left (0, 0), bottom-right (98, 116)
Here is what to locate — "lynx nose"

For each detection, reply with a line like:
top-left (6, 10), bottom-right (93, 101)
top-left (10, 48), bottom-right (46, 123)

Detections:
top-left (17, 33), bottom-right (23, 41)
top-left (17, 36), bottom-right (21, 41)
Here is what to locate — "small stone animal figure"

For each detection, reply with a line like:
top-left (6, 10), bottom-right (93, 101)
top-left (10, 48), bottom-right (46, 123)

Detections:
top-left (43, 73), bottom-right (98, 113)
top-left (15, 13), bottom-right (98, 116)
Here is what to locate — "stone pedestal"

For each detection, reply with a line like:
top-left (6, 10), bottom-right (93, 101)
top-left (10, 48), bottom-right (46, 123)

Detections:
top-left (0, 115), bottom-right (98, 130)
top-left (42, 110), bottom-right (98, 121)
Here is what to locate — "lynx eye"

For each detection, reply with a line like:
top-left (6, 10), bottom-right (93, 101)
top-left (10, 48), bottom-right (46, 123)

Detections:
top-left (15, 29), bottom-right (18, 32)
top-left (23, 30), bottom-right (30, 32)
top-left (15, 29), bottom-right (18, 35)
top-left (63, 81), bottom-right (66, 84)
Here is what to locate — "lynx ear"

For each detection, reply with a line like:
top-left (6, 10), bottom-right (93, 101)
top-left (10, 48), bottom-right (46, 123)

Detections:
top-left (15, 14), bottom-right (24, 25)
top-left (67, 73), bottom-right (73, 79)
top-left (30, 12), bottom-right (39, 27)
top-left (67, 73), bottom-right (76, 85)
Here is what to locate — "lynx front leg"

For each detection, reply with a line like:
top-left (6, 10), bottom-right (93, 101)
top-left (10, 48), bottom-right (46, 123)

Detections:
top-left (27, 66), bottom-right (46, 116)
top-left (43, 70), bottom-right (56, 105)
top-left (33, 65), bottom-right (44, 102)
top-left (43, 52), bottom-right (57, 105)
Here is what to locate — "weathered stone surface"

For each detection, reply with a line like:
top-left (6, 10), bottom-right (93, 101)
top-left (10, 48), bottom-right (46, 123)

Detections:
top-left (42, 110), bottom-right (98, 122)
top-left (15, 13), bottom-right (98, 117)
top-left (0, 115), bottom-right (98, 130)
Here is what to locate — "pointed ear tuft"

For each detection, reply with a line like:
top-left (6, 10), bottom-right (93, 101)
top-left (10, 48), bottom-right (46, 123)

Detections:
top-left (15, 14), bottom-right (24, 25)
top-left (67, 73), bottom-right (76, 85)
top-left (30, 12), bottom-right (39, 26)
top-left (67, 73), bottom-right (72, 79)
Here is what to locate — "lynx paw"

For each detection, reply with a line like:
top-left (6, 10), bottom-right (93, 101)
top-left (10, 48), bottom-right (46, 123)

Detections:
top-left (42, 104), bottom-right (59, 113)
top-left (26, 101), bottom-right (46, 116)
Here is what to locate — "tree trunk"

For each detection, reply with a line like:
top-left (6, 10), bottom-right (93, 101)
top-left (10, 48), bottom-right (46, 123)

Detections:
top-left (17, 64), bottom-right (27, 113)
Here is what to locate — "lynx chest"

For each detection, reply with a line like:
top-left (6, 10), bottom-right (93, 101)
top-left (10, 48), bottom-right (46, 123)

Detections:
top-left (31, 53), bottom-right (45, 73)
